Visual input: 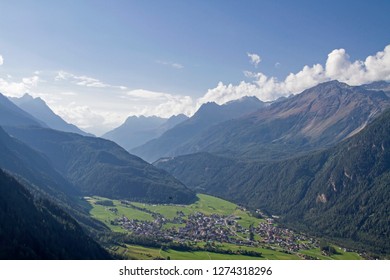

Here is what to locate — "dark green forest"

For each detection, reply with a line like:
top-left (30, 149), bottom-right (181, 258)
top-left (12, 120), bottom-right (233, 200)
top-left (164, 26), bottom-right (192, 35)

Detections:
top-left (0, 169), bottom-right (110, 259)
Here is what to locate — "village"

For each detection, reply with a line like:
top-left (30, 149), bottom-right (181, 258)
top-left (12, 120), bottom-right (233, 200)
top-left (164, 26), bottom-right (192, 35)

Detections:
top-left (111, 203), bottom-right (319, 253)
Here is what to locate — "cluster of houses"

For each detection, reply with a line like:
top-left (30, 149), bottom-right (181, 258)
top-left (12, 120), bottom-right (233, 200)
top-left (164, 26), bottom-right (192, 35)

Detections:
top-left (112, 207), bottom-right (318, 253)
top-left (255, 220), bottom-right (318, 251)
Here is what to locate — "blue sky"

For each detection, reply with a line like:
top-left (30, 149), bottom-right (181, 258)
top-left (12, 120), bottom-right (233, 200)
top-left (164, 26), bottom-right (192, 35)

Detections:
top-left (1, 0), bottom-right (390, 134)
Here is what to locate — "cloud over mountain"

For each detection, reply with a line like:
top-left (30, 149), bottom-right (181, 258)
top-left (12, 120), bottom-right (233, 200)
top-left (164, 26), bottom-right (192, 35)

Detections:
top-left (1, 45), bottom-right (389, 135)
top-left (202, 45), bottom-right (390, 104)
top-left (0, 75), bottom-right (40, 96)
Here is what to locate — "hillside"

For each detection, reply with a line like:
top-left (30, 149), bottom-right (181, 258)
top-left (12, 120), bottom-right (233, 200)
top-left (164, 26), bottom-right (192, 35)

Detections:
top-left (4, 126), bottom-right (196, 204)
top-left (10, 93), bottom-right (93, 136)
top-left (0, 169), bottom-right (110, 259)
top-left (131, 96), bottom-right (265, 162)
top-left (0, 126), bottom-right (78, 198)
top-left (156, 108), bottom-right (390, 254)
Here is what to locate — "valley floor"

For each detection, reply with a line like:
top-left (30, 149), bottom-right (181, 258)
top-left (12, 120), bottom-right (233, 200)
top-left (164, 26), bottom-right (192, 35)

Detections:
top-left (85, 194), bottom-right (363, 260)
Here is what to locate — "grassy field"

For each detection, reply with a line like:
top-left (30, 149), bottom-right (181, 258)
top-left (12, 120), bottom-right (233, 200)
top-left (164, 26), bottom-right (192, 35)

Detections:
top-left (112, 245), bottom-right (292, 260)
top-left (300, 247), bottom-right (363, 260)
top-left (86, 194), bottom-right (363, 260)
top-left (86, 196), bottom-right (154, 232)
top-left (111, 242), bottom-right (362, 260)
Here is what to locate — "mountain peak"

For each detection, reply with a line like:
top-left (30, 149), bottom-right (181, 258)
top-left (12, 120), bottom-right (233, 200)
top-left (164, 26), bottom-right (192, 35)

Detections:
top-left (311, 80), bottom-right (351, 91)
top-left (225, 95), bottom-right (262, 105)
top-left (20, 93), bottom-right (34, 101)
top-left (10, 94), bottom-right (93, 136)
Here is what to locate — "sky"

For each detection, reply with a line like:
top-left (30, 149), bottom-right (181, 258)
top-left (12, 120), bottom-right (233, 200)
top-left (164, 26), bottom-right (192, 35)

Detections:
top-left (0, 0), bottom-right (390, 135)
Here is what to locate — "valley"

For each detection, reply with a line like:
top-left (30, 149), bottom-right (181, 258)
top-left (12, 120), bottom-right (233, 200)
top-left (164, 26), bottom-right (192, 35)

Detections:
top-left (85, 194), bottom-right (363, 260)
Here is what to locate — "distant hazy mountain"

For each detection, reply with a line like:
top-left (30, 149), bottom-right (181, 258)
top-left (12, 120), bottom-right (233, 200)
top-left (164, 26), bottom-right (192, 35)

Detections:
top-left (156, 108), bottom-right (390, 255)
top-left (131, 96), bottom-right (265, 162)
top-left (4, 126), bottom-right (196, 204)
top-left (10, 93), bottom-right (93, 136)
top-left (102, 114), bottom-right (188, 151)
top-left (0, 169), bottom-right (110, 259)
top-left (167, 81), bottom-right (390, 161)
top-left (0, 92), bottom-right (46, 128)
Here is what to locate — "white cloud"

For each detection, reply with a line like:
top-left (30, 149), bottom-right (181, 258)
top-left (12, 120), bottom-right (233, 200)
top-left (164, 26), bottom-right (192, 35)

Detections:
top-left (55, 71), bottom-right (115, 88)
top-left (150, 95), bottom-right (194, 117)
top-left (52, 103), bottom-right (119, 135)
top-left (325, 46), bottom-right (390, 84)
top-left (0, 75), bottom-right (40, 96)
top-left (126, 89), bottom-right (169, 101)
top-left (0, 55), bottom-right (3, 65)
top-left (124, 89), bottom-right (194, 117)
top-left (197, 81), bottom-right (261, 106)
top-left (247, 52), bottom-right (261, 67)
top-left (172, 63), bottom-right (184, 69)
top-left (156, 60), bottom-right (184, 69)
top-left (201, 44), bottom-right (390, 104)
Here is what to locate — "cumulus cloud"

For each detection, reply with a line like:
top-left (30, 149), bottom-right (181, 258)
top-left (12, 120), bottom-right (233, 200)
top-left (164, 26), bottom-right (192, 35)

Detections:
top-left (247, 52), bottom-right (261, 67)
top-left (325, 46), bottom-right (390, 84)
top-left (201, 44), bottom-right (390, 104)
top-left (150, 95), bottom-right (194, 117)
top-left (0, 55), bottom-right (3, 65)
top-left (125, 89), bottom-right (194, 117)
top-left (0, 75), bottom-right (40, 96)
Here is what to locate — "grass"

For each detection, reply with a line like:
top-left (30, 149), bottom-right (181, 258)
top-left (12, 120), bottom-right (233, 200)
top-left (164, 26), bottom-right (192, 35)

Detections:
top-left (161, 250), bottom-right (264, 260)
top-left (114, 244), bottom-right (162, 260)
top-left (86, 196), bottom-right (154, 232)
top-left (131, 202), bottom-right (192, 219)
top-left (115, 242), bottom-right (360, 260)
top-left (300, 247), bottom-right (363, 260)
top-left (120, 244), bottom-right (270, 260)
top-left (218, 243), bottom-right (301, 260)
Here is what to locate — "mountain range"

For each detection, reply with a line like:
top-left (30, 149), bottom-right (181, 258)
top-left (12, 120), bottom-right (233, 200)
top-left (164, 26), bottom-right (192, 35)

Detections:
top-left (151, 81), bottom-right (390, 162)
top-left (131, 96), bottom-right (265, 162)
top-left (0, 91), bottom-right (196, 205)
top-left (0, 92), bottom-right (46, 128)
top-left (102, 114), bottom-right (188, 151)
